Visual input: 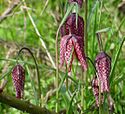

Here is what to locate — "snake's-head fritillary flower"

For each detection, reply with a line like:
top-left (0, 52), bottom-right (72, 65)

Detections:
top-left (68, 0), bottom-right (83, 8)
top-left (60, 34), bottom-right (87, 73)
top-left (95, 51), bottom-right (111, 93)
top-left (12, 64), bottom-right (25, 99)
top-left (92, 77), bottom-right (104, 107)
top-left (60, 13), bottom-right (84, 39)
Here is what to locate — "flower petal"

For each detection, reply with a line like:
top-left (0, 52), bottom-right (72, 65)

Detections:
top-left (60, 35), bottom-right (72, 68)
top-left (65, 38), bottom-right (74, 72)
top-left (73, 36), bottom-right (87, 71)
top-left (92, 77), bottom-right (104, 107)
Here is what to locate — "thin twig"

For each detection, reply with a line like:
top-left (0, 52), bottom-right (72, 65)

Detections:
top-left (40, 0), bottom-right (49, 16)
top-left (0, 92), bottom-right (56, 114)
top-left (0, 0), bottom-right (20, 23)
top-left (22, 0), bottom-right (56, 69)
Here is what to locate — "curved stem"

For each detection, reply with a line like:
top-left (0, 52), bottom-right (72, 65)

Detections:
top-left (17, 47), bottom-right (41, 105)
top-left (96, 32), bottom-right (103, 52)
top-left (85, 57), bottom-right (97, 75)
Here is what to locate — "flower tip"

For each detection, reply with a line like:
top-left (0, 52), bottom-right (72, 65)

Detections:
top-left (68, 0), bottom-right (83, 8)
top-left (82, 64), bottom-right (87, 72)
top-left (0, 88), bottom-right (3, 93)
top-left (16, 96), bottom-right (21, 99)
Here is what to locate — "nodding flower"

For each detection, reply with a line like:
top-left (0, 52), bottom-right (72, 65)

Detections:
top-left (60, 13), bottom-right (87, 73)
top-left (95, 51), bottom-right (111, 93)
top-left (68, 0), bottom-right (83, 8)
top-left (60, 34), bottom-right (87, 73)
top-left (12, 64), bottom-right (25, 99)
top-left (92, 77), bottom-right (104, 107)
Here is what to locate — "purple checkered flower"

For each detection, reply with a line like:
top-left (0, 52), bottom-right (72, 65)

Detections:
top-left (68, 0), bottom-right (83, 8)
top-left (92, 77), bottom-right (104, 107)
top-left (12, 64), bottom-right (25, 99)
top-left (60, 34), bottom-right (87, 72)
top-left (95, 52), bottom-right (111, 93)
top-left (60, 13), bottom-right (84, 39)
top-left (60, 13), bottom-right (87, 73)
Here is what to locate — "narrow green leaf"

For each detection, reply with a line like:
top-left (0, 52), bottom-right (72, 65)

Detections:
top-left (96, 27), bottom-right (111, 33)
top-left (110, 37), bottom-right (125, 83)
top-left (67, 90), bottom-right (77, 114)
top-left (0, 67), bottom-right (12, 80)
top-left (26, 65), bottom-right (39, 105)
top-left (74, 3), bottom-right (79, 28)
top-left (112, 75), bottom-right (125, 86)
top-left (59, 3), bottom-right (74, 29)
top-left (87, 0), bottom-right (99, 31)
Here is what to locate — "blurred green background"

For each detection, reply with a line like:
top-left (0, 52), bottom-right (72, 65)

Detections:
top-left (0, 0), bottom-right (125, 114)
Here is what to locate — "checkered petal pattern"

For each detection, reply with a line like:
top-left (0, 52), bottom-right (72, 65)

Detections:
top-left (60, 35), bottom-right (71, 68)
top-left (73, 36), bottom-right (87, 71)
top-left (95, 52), bottom-right (111, 93)
top-left (60, 13), bottom-right (84, 39)
top-left (65, 37), bottom-right (74, 72)
top-left (12, 64), bottom-right (25, 99)
top-left (60, 13), bottom-right (87, 73)
top-left (60, 34), bottom-right (87, 72)
top-left (68, 0), bottom-right (83, 8)
top-left (92, 77), bottom-right (104, 107)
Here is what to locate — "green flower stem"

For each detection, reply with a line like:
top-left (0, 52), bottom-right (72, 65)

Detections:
top-left (81, 71), bottom-right (84, 112)
top-left (85, 0), bottom-right (88, 55)
top-left (81, 0), bottom-right (88, 113)
top-left (98, 78), bottom-right (101, 114)
top-left (55, 28), bottom-right (60, 113)
top-left (65, 65), bottom-right (69, 92)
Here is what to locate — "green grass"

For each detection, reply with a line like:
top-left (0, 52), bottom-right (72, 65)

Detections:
top-left (0, 0), bottom-right (125, 114)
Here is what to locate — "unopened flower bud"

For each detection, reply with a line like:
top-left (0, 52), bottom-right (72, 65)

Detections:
top-left (12, 64), bottom-right (25, 99)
